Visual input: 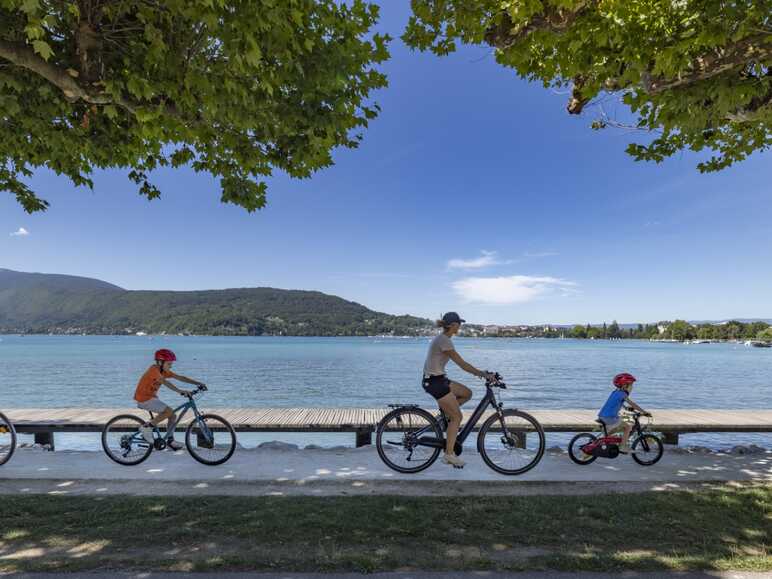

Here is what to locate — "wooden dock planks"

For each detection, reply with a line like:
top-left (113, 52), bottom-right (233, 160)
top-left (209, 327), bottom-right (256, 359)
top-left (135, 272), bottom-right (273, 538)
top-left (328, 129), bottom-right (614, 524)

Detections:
top-left (3, 408), bottom-right (771, 434)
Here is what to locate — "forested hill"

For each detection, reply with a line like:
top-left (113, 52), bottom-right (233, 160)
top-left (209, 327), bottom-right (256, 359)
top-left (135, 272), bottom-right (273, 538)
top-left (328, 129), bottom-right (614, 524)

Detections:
top-left (0, 269), bottom-right (431, 336)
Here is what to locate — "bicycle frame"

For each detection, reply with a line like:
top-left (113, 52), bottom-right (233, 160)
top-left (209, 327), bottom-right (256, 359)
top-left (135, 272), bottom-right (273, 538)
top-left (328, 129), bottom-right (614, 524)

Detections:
top-left (413, 385), bottom-right (503, 448)
top-left (129, 394), bottom-right (212, 446)
top-left (584, 413), bottom-right (648, 451)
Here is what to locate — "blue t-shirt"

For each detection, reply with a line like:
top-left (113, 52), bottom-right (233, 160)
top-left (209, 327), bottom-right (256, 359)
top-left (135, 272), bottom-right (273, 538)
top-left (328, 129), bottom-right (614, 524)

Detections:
top-left (598, 390), bottom-right (628, 419)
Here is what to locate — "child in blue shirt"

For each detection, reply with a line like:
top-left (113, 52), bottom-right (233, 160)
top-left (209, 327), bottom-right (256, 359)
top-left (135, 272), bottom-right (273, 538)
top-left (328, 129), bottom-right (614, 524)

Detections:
top-left (598, 372), bottom-right (650, 452)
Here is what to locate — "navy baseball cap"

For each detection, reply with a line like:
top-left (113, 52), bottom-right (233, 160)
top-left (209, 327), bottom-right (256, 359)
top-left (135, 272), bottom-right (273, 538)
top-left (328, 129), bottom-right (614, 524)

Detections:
top-left (442, 312), bottom-right (465, 325)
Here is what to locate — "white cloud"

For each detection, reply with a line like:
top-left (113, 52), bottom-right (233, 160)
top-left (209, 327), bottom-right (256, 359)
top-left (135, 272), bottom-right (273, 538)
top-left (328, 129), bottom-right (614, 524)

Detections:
top-left (523, 251), bottom-right (558, 258)
top-left (447, 250), bottom-right (506, 270)
top-left (10, 227), bottom-right (29, 237)
top-left (452, 275), bottom-right (577, 305)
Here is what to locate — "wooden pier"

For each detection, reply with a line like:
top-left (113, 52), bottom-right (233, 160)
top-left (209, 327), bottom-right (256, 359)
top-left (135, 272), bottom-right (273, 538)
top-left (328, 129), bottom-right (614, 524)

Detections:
top-left (4, 408), bottom-right (771, 450)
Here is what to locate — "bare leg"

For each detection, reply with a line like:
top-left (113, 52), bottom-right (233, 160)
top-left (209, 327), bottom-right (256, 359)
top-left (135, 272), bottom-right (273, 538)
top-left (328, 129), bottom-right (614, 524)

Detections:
top-left (165, 411), bottom-right (178, 440)
top-left (450, 381), bottom-right (472, 407)
top-left (437, 393), bottom-right (462, 455)
top-left (149, 408), bottom-right (172, 428)
top-left (621, 424), bottom-right (633, 448)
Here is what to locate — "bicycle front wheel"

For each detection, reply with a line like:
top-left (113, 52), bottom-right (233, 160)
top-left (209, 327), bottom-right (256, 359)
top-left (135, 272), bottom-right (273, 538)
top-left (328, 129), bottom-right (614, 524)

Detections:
top-left (186, 414), bottom-right (237, 466)
top-left (376, 407), bottom-right (442, 473)
top-left (631, 433), bottom-right (664, 466)
top-left (0, 412), bottom-right (17, 467)
top-left (102, 414), bottom-right (153, 466)
top-left (477, 409), bottom-right (545, 475)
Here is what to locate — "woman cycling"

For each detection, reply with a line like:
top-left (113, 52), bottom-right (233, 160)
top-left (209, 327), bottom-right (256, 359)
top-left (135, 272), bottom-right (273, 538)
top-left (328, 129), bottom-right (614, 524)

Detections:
top-left (423, 312), bottom-right (492, 467)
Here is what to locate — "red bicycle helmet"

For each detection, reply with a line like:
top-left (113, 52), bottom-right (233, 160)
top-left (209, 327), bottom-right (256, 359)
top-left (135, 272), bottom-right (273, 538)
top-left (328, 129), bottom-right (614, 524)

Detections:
top-left (613, 372), bottom-right (636, 388)
top-left (154, 348), bottom-right (177, 362)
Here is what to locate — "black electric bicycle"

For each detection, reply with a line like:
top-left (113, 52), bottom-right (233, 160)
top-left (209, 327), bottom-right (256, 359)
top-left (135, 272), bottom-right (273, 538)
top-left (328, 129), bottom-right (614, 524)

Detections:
top-left (0, 411), bottom-right (16, 466)
top-left (376, 373), bottom-right (545, 475)
top-left (101, 386), bottom-right (236, 466)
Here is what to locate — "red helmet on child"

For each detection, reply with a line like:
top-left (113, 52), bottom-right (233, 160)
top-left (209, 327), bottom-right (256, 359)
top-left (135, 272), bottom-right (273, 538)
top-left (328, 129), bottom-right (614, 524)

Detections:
top-left (154, 348), bottom-right (177, 362)
top-left (613, 372), bottom-right (636, 387)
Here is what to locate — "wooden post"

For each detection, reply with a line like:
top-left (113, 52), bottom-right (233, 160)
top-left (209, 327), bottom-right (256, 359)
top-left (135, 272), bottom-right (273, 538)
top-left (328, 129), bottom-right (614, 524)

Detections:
top-left (514, 432), bottom-right (526, 449)
top-left (662, 432), bottom-right (679, 445)
top-left (355, 429), bottom-right (372, 447)
top-left (34, 431), bottom-right (54, 451)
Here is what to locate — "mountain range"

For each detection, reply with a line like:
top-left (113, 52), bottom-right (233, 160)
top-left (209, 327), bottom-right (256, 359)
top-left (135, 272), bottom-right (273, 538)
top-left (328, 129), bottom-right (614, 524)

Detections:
top-left (0, 269), bottom-right (431, 336)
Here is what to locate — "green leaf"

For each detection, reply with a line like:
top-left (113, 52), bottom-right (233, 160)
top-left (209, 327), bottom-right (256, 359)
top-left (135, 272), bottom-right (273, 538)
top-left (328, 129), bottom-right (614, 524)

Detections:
top-left (20, 0), bottom-right (38, 14)
top-left (32, 39), bottom-right (52, 60)
top-left (0, 0), bottom-right (390, 213)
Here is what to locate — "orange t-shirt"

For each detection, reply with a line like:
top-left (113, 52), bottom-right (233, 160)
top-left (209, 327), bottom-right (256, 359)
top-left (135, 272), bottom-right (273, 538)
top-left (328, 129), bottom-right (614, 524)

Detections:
top-left (134, 365), bottom-right (173, 403)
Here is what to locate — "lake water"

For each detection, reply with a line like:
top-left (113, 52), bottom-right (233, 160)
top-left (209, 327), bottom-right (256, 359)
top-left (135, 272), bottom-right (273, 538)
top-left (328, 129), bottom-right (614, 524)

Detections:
top-left (1, 335), bottom-right (770, 450)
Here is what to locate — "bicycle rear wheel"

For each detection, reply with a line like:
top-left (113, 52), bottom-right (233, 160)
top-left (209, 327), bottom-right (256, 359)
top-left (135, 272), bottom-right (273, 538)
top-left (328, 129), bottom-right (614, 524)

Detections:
top-left (102, 414), bottom-right (153, 466)
top-left (376, 407), bottom-right (442, 473)
top-left (568, 432), bottom-right (598, 465)
top-left (0, 412), bottom-right (17, 467)
top-left (477, 409), bottom-right (545, 475)
top-left (186, 414), bottom-right (237, 466)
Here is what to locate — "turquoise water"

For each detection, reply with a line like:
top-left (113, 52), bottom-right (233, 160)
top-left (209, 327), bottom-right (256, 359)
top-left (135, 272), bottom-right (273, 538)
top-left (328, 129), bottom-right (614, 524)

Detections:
top-left (1, 335), bottom-right (770, 449)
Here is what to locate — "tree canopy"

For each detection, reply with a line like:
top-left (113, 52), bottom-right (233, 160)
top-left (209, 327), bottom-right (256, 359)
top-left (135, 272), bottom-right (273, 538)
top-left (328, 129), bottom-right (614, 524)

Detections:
top-left (405, 0), bottom-right (771, 172)
top-left (0, 0), bottom-right (388, 212)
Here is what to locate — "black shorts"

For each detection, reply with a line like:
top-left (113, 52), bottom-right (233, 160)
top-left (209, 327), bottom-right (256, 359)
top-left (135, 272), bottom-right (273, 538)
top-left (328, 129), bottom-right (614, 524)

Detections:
top-left (422, 374), bottom-right (451, 400)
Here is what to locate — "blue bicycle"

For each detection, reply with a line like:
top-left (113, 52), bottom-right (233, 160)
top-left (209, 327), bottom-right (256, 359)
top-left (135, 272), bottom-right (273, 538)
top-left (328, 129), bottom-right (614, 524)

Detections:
top-left (101, 386), bottom-right (236, 466)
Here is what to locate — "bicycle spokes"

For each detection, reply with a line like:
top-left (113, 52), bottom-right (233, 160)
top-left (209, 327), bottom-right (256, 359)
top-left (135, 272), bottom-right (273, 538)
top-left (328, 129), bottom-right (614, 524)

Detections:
top-left (187, 415), bottom-right (234, 464)
top-left (478, 411), bottom-right (545, 475)
top-left (102, 415), bottom-right (154, 466)
top-left (377, 407), bottom-right (442, 473)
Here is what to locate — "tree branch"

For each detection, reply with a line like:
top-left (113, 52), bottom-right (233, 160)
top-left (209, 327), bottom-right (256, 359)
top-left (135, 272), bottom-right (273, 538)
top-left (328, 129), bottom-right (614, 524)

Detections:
top-left (0, 40), bottom-right (98, 103)
top-left (644, 35), bottom-right (772, 95)
top-left (484, 8), bottom-right (771, 115)
top-left (484, 2), bottom-right (594, 49)
top-left (0, 40), bottom-right (180, 117)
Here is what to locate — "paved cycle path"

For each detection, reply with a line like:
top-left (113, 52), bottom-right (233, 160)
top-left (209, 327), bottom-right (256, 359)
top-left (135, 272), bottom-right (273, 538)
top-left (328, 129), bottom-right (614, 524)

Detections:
top-left (0, 446), bottom-right (768, 496)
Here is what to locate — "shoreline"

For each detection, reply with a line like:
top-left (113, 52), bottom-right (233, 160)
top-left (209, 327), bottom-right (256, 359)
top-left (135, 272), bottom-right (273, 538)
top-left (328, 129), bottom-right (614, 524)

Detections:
top-left (0, 333), bottom-right (764, 343)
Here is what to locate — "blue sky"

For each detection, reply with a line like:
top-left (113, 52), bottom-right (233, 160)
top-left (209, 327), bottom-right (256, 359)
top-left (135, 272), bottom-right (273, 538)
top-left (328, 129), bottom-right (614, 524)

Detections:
top-left (2, 2), bottom-right (771, 325)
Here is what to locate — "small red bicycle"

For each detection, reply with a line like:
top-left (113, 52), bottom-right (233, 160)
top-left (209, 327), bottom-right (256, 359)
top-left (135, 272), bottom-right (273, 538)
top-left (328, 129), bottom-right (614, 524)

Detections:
top-left (568, 408), bottom-right (663, 466)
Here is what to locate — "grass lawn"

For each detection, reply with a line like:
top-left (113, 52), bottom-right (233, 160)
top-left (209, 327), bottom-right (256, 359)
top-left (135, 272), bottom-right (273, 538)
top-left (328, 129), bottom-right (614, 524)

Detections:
top-left (0, 485), bottom-right (769, 573)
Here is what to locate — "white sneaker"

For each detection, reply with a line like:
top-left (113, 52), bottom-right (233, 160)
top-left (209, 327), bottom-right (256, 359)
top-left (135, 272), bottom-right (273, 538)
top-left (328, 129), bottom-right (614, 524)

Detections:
top-left (166, 439), bottom-right (184, 451)
top-left (442, 452), bottom-right (465, 467)
top-left (139, 426), bottom-right (154, 444)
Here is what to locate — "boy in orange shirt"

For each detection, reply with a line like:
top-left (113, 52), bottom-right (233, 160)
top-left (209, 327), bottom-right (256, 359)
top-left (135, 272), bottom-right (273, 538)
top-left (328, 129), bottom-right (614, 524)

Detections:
top-left (134, 349), bottom-right (206, 450)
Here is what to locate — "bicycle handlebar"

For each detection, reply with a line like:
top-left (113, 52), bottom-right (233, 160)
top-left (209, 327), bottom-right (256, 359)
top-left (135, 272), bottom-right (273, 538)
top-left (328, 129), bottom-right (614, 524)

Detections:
top-left (184, 385), bottom-right (208, 399)
top-left (484, 371), bottom-right (507, 389)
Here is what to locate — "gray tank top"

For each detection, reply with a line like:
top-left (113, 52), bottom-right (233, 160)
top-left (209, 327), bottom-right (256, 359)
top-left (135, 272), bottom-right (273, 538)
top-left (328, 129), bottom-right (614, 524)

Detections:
top-left (423, 333), bottom-right (454, 376)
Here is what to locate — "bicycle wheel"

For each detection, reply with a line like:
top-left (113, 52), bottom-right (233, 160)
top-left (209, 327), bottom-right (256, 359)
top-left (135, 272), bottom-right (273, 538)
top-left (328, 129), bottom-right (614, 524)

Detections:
top-left (0, 412), bottom-right (17, 467)
top-left (477, 409), bottom-right (545, 475)
top-left (376, 406), bottom-right (442, 473)
top-left (631, 433), bottom-right (664, 466)
top-left (568, 432), bottom-right (598, 465)
top-left (102, 414), bottom-right (153, 466)
top-left (186, 414), bottom-right (236, 466)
